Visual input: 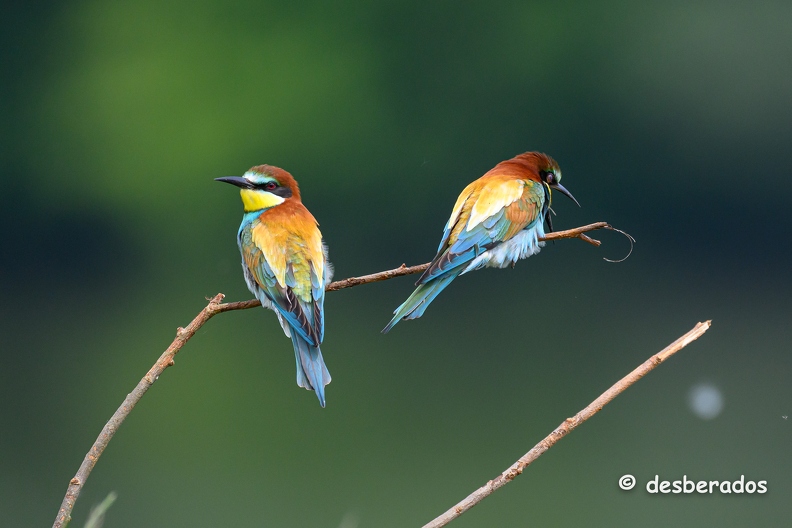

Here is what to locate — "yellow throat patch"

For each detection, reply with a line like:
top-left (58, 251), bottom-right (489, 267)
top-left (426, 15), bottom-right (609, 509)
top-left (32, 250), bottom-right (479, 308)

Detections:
top-left (240, 189), bottom-right (285, 212)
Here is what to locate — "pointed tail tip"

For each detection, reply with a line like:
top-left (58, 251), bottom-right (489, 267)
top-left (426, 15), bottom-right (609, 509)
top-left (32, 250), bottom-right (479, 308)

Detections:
top-left (314, 385), bottom-right (327, 408)
top-left (382, 318), bottom-right (399, 334)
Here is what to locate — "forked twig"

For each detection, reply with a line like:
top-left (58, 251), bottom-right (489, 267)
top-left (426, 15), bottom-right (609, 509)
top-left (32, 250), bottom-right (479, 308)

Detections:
top-left (219, 222), bottom-right (619, 311)
top-left (52, 221), bottom-right (617, 528)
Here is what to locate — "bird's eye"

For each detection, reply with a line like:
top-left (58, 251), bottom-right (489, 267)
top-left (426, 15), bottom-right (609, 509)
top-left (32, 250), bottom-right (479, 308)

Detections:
top-left (545, 172), bottom-right (555, 184)
top-left (264, 182), bottom-right (277, 191)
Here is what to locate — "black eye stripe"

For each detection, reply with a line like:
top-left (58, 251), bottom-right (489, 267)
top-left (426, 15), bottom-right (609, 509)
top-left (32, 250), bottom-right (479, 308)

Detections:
top-left (251, 180), bottom-right (293, 198)
top-left (272, 186), bottom-right (292, 198)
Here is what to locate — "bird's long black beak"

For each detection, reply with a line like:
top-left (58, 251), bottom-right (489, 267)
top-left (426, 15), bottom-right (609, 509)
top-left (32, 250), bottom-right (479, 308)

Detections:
top-left (214, 176), bottom-right (254, 189)
top-left (551, 182), bottom-right (581, 207)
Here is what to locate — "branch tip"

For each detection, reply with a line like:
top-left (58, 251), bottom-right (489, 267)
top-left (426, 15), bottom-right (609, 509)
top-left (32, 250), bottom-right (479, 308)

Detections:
top-left (421, 321), bottom-right (711, 528)
top-left (578, 234), bottom-right (601, 247)
top-left (208, 293), bottom-right (226, 305)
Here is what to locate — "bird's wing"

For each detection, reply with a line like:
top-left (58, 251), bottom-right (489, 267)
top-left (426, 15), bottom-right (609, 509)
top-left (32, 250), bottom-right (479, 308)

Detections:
top-left (309, 257), bottom-right (327, 343)
top-left (419, 179), bottom-right (544, 283)
top-left (240, 223), bottom-right (325, 346)
top-left (466, 179), bottom-right (526, 231)
top-left (436, 183), bottom-right (477, 253)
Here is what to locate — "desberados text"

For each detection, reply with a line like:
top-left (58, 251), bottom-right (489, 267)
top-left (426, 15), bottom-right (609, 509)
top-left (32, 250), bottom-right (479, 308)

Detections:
top-left (646, 475), bottom-right (767, 494)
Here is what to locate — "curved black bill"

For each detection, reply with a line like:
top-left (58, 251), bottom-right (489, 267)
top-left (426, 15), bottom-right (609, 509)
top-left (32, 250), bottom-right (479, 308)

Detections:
top-left (214, 176), bottom-right (253, 189)
top-left (551, 182), bottom-right (581, 207)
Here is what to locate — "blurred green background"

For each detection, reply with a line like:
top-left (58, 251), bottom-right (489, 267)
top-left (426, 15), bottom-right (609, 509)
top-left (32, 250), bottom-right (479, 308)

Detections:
top-left (2, 1), bottom-right (791, 526)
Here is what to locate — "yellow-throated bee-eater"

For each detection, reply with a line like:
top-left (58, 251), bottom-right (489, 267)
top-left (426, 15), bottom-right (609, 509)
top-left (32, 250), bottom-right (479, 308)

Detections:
top-left (216, 165), bottom-right (333, 407)
top-left (383, 151), bottom-right (579, 333)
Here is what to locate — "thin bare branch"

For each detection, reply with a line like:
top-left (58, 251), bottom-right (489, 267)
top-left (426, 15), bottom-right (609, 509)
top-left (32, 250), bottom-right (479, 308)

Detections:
top-left (421, 320), bottom-right (712, 528)
top-left (542, 221), bottom-right (610, 244)
top-left (52, 293), bottom-right (227, 528)
top-left (218, 222), bottom-right (615, 312)
top-left (52, 220), bottom-right (615, 528)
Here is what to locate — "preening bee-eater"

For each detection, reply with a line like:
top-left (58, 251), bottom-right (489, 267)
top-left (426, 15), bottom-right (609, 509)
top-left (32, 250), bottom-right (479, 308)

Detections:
top-left (216, 165), bottom-right (333, 407)
top-left (383, 151), bottom-right (579, 333)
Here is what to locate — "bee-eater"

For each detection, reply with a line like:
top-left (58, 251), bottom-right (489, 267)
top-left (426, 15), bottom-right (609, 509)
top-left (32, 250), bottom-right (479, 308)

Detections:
top-left (216, 165), bottom-right (333, 407)
top-left (383, 151), bottom-right (579, 333)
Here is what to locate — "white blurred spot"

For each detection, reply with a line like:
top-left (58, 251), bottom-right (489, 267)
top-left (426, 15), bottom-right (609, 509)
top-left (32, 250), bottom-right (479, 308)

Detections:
top-left (338, 511), bottom-right (359, 528)
top-left (688, 383), bottom-right (724, 420)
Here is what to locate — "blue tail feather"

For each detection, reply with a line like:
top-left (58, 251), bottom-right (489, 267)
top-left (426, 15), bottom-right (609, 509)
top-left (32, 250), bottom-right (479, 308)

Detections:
top-left (407, 274), bottom-right (457, 319)
top-left (382, 270), bottom-right (463, 333)
top-left (291, 333), bottom-right (331, 407)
